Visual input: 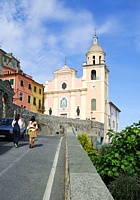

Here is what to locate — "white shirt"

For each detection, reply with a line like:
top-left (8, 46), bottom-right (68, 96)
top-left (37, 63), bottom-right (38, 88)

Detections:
top-left (27, 121), bottom-right (38, 132)
top-left (12, 118), bottom-right (23, 129)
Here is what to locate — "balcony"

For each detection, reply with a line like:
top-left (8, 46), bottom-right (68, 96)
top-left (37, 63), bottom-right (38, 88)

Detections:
top-left (37, 105), bottom-right (45, 111)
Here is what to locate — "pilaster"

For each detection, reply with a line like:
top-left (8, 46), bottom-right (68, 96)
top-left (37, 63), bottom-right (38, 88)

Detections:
top-left (70, 92), bottom-right (75, 118)
top-left (80, 90), bottom-right (87, 119)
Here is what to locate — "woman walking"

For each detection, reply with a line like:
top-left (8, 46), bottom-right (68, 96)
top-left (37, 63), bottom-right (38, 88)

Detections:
top-left (12, 114), bottom-right (21, 148)
top-left (26, 116), bottom-right (38, 148)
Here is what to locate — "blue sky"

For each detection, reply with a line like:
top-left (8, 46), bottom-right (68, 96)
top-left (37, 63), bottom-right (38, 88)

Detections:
top-left (0, 0), bottom-right (140, 130)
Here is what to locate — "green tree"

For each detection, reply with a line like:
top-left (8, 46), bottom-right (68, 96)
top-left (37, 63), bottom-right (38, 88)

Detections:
top-left (92, 121), bottom-right (140, 184)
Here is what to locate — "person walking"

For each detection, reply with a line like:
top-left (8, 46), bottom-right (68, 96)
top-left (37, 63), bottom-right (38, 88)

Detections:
top-left (12, 114), bottom-right (22, 148)
top-left (26, 116), bottom-right (38, 148)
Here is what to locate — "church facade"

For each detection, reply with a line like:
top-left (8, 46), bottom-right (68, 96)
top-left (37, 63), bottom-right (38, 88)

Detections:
top-left (44, 34), bottom-right (120, 142)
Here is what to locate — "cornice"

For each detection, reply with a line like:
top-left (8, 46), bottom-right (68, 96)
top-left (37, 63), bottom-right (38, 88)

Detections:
top-left (44, 88), bottom-right (87, 95)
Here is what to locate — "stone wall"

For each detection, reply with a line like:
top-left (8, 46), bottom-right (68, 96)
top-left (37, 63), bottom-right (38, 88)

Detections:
top-left (6, 105), bottom-right (104, 140)
top-left (21, 110), bottom-right (104, 141)
top-left (0, 79), bottom-right (14, 118)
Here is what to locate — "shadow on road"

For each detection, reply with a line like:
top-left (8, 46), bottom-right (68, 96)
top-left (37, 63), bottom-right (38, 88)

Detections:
top-left (34, 144), bottom-right (43, 148)
top-left (18, 142), bottom-right (29, 147)
top-left (0, 136), bottom-right (29, 154)
top-left (0, 145), bottom-right (13, 155)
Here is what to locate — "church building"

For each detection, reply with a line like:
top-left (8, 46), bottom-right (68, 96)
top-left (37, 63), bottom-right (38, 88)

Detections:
top-left (44, 34), bottom-right (120, 142)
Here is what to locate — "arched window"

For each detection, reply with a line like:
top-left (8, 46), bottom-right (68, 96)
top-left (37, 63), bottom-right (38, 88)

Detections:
top-left (91, 70), bottom-right (96, 80)
top-left (91, 98), bottom-right (96, 110)
top-left (93, 56), bottom-right (95, 65)
top-left (99, 56), bottom-right (101, 64)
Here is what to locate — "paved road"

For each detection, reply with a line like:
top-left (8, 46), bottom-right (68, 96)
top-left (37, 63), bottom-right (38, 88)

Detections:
top-left (0, 135), bottom-right (65, 200)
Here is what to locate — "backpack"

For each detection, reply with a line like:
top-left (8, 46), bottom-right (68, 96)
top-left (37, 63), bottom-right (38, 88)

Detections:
top-left (13, 121), bottom-right (20, 132)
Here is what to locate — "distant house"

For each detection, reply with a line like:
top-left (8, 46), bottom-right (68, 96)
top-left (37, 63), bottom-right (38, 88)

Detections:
top-left (108, 101), bottom-right (121, 132)
top-left (0, 49), bottom-right (44, 114)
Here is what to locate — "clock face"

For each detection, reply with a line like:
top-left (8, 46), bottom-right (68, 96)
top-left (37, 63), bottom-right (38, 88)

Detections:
top-left (91, 84), bottom-right (96, 90)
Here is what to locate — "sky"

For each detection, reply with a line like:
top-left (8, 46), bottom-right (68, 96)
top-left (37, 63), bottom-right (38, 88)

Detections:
top-left (0, 0), bottom-right (140, 131)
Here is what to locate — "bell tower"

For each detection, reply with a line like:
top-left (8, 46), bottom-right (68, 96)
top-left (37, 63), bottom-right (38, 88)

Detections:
top-left (82, 34), bottom-right (109, 143)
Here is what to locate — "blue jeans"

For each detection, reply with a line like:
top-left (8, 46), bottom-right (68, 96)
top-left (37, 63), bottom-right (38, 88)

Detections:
top-left (13, 130), bottom-right (20, 146)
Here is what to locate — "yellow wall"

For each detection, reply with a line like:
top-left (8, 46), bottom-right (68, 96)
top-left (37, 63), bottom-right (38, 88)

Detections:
top-left (30, 80), bottom-right (44, 114)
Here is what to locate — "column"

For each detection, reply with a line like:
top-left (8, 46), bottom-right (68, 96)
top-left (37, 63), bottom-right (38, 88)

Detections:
top-left (53, 93), bottom-right (58, 116)
top-left (80, 90), bottom-right (87, 119)
top-left (70, 92), bottom-right (75, 118)
top-left (44, 94), bottom-right (49, 115)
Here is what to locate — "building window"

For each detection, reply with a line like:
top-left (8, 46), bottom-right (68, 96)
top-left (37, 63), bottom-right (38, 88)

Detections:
top-left (10, 79), bottom-right (14, 85)
top-left (113, 121), bottom-right (115, 128)
top-left (38, 100), bottom-right (41, 109)
top-left (93, 56), bottom-right (95, 65)
top-left (28, 84), bottom-right (31, 90)
top-left (20, 80), bottom-right (24, 87)
top-left (34, 86), bottom-right (36, 92)
top-left (33, 97), bottom-right (36, 105)
top-left (19, 92), bottom-right (23, 101)
top-left (8, 71), bottom-right (12, 74)
top-left (39, 88), bottom-right (42, 94)
top-left (28, 95), bottom-right (31, 103)
top-left (62, 82), bottom-right (67, 90)
top-left (3, 56), bottom-right (7, 62)
top-left (91, 70), bottom-right (96, 80)
top-left (91, 98), bottom-right (96, 110)
top-left (99, 56), bottom-right (101, 64)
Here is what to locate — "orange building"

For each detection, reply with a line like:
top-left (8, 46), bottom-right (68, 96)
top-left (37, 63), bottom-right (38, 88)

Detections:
top-left (0, 49), bottom-right (44, 114)
top-left (1, 66), bottom-right (32, 111)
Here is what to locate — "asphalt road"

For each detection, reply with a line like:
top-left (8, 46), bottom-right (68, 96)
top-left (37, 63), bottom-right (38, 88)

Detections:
top-left (0, 135), bottom-right (65, 200)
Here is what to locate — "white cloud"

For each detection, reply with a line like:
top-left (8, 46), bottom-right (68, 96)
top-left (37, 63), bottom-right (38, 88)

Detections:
top-left (0, 0), bottom-right (122, 84)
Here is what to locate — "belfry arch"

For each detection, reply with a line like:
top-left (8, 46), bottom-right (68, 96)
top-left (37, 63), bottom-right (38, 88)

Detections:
top-left (0, 79), bottom-right (14, 118)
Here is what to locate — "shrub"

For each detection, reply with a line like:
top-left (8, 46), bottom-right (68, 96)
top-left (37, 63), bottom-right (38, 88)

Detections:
top-left (77, 132), bottom-right (98, 158)
top-left (78, 132), bottom-right (92, 153)
top-left (108, 174), bottom-right (140, 200)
